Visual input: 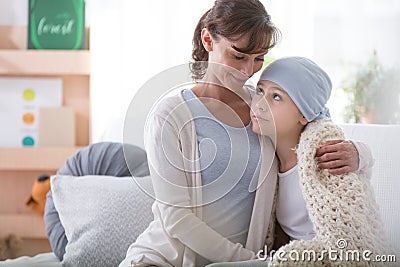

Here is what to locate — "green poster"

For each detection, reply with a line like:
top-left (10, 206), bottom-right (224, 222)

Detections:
top-left (28, 0), bottom-right (85, 50)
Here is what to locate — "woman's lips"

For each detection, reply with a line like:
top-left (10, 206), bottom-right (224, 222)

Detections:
top-left (231, 74), bottom-right (248, 84)
top-left (251, 114), bottom-right (268, 121)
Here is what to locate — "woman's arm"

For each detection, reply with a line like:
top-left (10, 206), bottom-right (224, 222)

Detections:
top-left (144, 110), bottom-right (255, 263)
top-left (315, 140), bottom-right (374, 175)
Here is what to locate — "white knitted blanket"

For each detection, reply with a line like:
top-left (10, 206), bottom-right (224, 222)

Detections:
top-left (269, 119), bottom-right (391, 266)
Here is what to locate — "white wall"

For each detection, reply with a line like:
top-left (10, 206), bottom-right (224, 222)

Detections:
top-left (90, 0), bottom-right (214, 145)
top-left (0, 0), bottom-right (27, 25)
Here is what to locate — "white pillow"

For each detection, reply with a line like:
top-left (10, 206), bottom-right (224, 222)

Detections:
top-left (51, 175), bottom-right (154, 267)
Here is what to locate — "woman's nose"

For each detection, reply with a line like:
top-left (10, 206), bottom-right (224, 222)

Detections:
top-left (241, 61), bottom-right (254, 77)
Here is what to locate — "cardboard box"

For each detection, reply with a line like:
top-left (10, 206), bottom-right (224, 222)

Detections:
top-left (39, 107), bottom-right (75, 146)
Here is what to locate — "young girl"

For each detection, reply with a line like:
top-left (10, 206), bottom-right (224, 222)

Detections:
top-left (249, 57), bottom-right (389, 265)
top-left (250, 57), bottom-right (328, 245)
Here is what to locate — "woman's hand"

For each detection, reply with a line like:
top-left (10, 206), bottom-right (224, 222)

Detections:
top-left (315, 140), bottom-right (359, 174)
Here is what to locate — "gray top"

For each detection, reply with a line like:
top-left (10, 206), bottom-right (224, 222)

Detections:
top-left (182, 89), bottom-right (261, 248)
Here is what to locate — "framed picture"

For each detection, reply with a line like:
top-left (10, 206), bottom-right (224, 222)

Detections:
top-left (28, 0), bottom-right (85, 50)
top-left (0, 77), bottom-right (62, 147)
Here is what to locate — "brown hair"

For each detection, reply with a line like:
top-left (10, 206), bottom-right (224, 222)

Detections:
top-left (191, 0), bottom-right (281, 79)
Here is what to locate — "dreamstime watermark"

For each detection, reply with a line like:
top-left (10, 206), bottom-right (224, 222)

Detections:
top-left (257, 239), bottom-right (397, 263)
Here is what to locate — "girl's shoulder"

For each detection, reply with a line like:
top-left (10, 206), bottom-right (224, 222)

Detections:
top-left (300, 119), bottom-right (344, 148)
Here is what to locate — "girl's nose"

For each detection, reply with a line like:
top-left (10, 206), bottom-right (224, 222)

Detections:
top-left (253, 96), bottom-right (266, 111)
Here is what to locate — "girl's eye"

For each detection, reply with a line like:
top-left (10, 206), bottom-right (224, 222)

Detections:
top-left (256, 87), bottom-right (264, 95)
top-left (255, 57), bottom-right (264, 62)
top-left (273, 93), bottom-right (281, 101)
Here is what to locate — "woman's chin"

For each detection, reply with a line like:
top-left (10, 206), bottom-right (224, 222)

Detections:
top-left (252, 125), bottom-right (276, 139)
top-left (221, 79), bottom-right (245, 92)
top-left (251, 124), bottom-right (262, 135)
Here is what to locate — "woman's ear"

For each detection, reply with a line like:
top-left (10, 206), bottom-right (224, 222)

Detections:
top-left (201, 28), bottom-right (213, 52)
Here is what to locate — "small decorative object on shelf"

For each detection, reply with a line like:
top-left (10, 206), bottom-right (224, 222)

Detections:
top-left (25, 175), bottom-right (51, 215)
top-left (0, 77), bottom-right (62, 147)
top-left (0, 234), bottom-right (22, 260)
top-left (28, 0), bottom-right (85, 50)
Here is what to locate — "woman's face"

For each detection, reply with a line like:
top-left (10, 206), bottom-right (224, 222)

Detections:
top-left (250, 80), bottom-right (306, 137)
top-left (201, 29), bottom-right (267, 89)
top-left (208, 36), bottom-right (266, 78)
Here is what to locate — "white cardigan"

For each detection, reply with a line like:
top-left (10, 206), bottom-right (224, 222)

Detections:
top-left (120, 91), bottom-right (373, 267)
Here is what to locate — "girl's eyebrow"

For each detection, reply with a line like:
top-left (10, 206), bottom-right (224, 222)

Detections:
top-left (257, 82), bottom-right (287, 95)
top-left (258, 83), bottom-right (282, 91)
top-left (269, 86), bottom-right (288, 95)
top-left (257, 83), bottom-right (265, 89)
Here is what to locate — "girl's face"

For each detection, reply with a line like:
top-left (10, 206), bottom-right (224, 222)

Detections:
top-left (201, 28), bottom-right (267, 88)
top-left (250, 80), bottom-right (307, 137)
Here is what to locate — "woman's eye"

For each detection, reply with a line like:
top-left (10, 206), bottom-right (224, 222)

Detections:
top-left (256, 87), bottom-right (264, 95)
top-left (233, 54), bottom-right (245, 60)
top-left (255, 57), bottom-right (264, 62)
top-left (273, 94), bottom-right (281, 101)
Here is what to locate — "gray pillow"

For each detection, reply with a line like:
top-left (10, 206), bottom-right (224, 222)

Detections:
top-left (44, 142), bottom-right (150, 260)
top-left (51, 175), bottom-right (154, 267)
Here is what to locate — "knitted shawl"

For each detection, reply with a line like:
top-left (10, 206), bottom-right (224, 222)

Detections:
top-left (269, 119), bottom-right (391, 266)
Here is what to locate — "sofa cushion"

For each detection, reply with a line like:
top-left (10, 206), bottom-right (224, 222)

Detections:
top-left (51, 175), bottom-right (154, 267)
top-left (44, 142), bottom-right (150, 261)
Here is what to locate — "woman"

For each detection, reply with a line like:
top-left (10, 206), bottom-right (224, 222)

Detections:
top-left (119, 1), bottom-right (373, 266)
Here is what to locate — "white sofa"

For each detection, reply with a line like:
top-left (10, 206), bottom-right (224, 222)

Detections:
top-left (340, 123), bottom-right (400, 255)
top-left (1, 123), bottom-right (399, 266)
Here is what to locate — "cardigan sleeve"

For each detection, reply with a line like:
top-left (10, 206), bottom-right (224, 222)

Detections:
top-left (144, 109), bottom-right (256, 263)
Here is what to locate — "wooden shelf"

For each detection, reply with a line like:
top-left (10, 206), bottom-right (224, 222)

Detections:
top-left (0, 25), bottom-right (89, 50)
top-left (0, 147), bottom-right (83, 171)
top-left (0, 25), bottom-right (91, 76)
top-left (0, 214), bottom-right (46, 238)
top-left (0, 49), bottom-right (90, 76)
top-left (0, 25), bottom-right (91, 243)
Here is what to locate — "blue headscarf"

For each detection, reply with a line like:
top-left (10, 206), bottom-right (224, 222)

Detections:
top-left (259, 57), bottom-right (332, 122)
